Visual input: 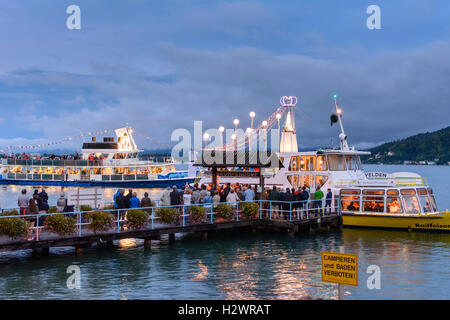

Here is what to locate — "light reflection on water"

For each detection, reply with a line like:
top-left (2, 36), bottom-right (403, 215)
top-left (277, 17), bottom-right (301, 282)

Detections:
top-left (0, 229), bottom-right (449, 299)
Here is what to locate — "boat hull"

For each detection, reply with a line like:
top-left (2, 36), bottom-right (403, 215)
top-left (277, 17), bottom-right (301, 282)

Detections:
top-left (343, 213), bottom-right (450, 231)
top-left (0, 177), bottom-right (195, 189)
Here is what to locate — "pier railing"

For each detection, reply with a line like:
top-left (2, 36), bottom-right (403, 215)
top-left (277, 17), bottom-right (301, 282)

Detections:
top-left (0, 198), bottom-right (340, 245)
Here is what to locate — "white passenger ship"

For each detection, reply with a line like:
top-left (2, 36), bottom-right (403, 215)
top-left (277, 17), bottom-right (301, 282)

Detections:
top-left (0, 127), bottom-right (197, 188)
top-left (198, 95), bottom-right (440, 221)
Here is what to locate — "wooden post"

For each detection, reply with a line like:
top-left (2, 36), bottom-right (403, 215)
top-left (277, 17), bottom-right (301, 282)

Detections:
top-left (169, 233), bottom-right (175, 244)
top-left (212, 167), bottom-right (218, 189)
top-left (259, 170), bottom-right (264, 201)
top-left (144, 239), bottom-right (151, 248)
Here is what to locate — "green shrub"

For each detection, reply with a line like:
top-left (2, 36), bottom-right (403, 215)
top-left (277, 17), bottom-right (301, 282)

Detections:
top-left (103, 204), bottom-right (115, 211)
top-left (215, 204), bottom-right (234, 220)
top-left (126, 209), bottom-right (149, 230)
top-left (80, 205), bottom-right (93, 212)
top-left (0, 211), bottom-right (29, 239)
top-left (48, 206), bottom-right (58, 213)
top-left (188, 205), bottom-right (205, 223)
top-left (44, 214), bottom-right (76, 236)
top-left (85, 211), bottom-right (114, 234)
top-left (156, 207), bottom-right (180, 224)
top-left (240, 202), bottom-right (259, 219)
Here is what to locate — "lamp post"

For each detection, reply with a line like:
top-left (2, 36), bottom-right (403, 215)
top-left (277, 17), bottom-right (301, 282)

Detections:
top-left (276, 113), bottom-right (282, 151)
top-left (218, 126), bottom-right (225, 150)
top-left (262, 120), bottom-right (268, 151)
top-left (203, 132), bottom-right (210, 150)
top-left (249, 111), bottom-right (255, 129)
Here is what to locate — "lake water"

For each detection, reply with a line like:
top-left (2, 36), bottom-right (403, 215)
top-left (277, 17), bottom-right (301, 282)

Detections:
top-left (0, 164), bottom-right (449, 300)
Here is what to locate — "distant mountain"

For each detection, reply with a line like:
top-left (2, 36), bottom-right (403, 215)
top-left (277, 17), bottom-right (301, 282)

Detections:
top-left (361, 126), bottom-right (450, 165)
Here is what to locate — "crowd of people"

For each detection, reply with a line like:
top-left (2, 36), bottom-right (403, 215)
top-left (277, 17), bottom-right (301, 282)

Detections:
top-left (155, 182), bottom-right (334, 218)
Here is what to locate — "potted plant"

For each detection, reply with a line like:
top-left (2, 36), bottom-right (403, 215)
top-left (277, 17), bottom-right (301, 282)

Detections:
top-left (0, 210), bottom-right (29, 239)
top-left (85, 211), bottom-right (114, 234)
top-left (126, 209), bottom-right (149, 230)
top-left (240, 202), bottom-right (259, 220)
top-left (215, 203), bottom-right (234, 222)
top-left (156, 207), bottom-right (180, 225)
top-left (188, 205), bottom-right (206, 223)
top-left (44, 214), bottom-right (77, 236)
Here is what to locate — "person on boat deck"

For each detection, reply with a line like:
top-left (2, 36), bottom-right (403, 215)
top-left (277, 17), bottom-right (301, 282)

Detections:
top-left (130, 192), bottom-right (140, 208)
top-left (325, 189), bottom-right (333, 213)
top-left (347, 202), bottom-right (357, 211)
top-left (160, 187), bottom-right (171, 206)
top-left (140, 192), bottom-right (153, 209)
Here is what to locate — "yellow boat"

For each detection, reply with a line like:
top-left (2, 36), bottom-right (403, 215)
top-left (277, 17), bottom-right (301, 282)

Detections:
top-left (339, 186), bottom-right (450, 231)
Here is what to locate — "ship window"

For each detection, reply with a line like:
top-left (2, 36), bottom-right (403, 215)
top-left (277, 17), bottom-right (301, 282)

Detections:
top-left (289, 156), bottom-right (299, 171)
top-left (345, 155), bottom-right (361, 171)
top-left (418, 194), bottom-right (434, 213)
top-left (363, 195), bottom-right (385, 212)
top-left (386, 197), bottom-right (402, 213)
top-left (402, 196), bottom-right (420, 214)
top-left (401, 189), bottom-right (416, 195)
top-left (317, 155), bottom-right (327, 171)
top-left (362, 189), bottom-right (385, 195)
top-left (300, 156), bottom-right (315, 171)
top-left (427, 188), bottom-right (433, 195)
top-left (387, 189), bottom-right (399, 195)
top-left (300, 175), bottom-right (313, 188)
top-left (327, 154), bottom-right (346, 171)
top-left (340, 189), bottom-right (361, 195)
top-left (428, 195), bottom-right (438, 212)
top-left (341, 195), bottom-right (360, 211)
top-left (315, 175), bottom-right (328, 189)
top-left (417, 188), bottom-right (427, 196)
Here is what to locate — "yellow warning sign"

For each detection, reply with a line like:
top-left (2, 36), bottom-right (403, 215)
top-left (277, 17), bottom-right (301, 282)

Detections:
top-left (321, 251), bottom-right (358, 286)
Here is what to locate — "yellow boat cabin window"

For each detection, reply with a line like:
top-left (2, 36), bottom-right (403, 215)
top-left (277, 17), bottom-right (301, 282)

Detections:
top-left (341, 195), bottom-right (360, 211)
top-left (401, 189), bottom-right (416, 195)
top-left (417, 188), bottom-right (427, 195)
top-left (341, 189), bottom-right (361, 195)
top-left (362, 189), bottom-right (385, 195)
top-left (363, 195), bottom-right (385, 212)
top-left (387, 189), bottom-right (399, 195)
top-left (402, 196), bottom-right (420, 214)
top-left (427, 188), bottom-right (433, 195)
top-left (386, 196), bottom-right (402, 213)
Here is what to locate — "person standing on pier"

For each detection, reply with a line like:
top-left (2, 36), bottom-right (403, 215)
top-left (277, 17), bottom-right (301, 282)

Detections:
top-left (160, 187), bottom-right (171, 206)
top-left (325, 189), bottom-right (333, 214)
top-left (244, 185), bottom-right (255, 202)
top-left (18, 189), bottom-right (29, 215)
top-left (130, 192), bottom-right (140, 208)
top-left (170, 186), bottom-right (181, 206)
top-left (313, 188), bottom-right (324, 214)
top-left (38, 188), bottom-right (48, 203)
top-left (140, 192), bottom-right (153, 210)
top-left (268, 186), bottom-right (280, 218)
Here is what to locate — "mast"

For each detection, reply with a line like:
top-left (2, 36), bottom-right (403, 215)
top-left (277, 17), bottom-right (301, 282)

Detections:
top-left (333, 94), bottom-right (349, 151)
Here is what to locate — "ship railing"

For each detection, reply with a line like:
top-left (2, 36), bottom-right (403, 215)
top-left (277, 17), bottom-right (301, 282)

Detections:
top-left (336, 177), bottom-right (428, 187)
top-left (0, 198), bottom-right (342, 244)
top-left (3, 159), bottom-right (104, 167)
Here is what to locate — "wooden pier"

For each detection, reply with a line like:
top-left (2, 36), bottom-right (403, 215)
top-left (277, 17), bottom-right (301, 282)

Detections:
top-left (0, 212), bottom-right (341, 254)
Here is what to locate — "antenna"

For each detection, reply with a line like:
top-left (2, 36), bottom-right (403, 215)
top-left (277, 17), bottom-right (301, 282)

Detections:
top-left (333, 94), bottom-right (349, 151)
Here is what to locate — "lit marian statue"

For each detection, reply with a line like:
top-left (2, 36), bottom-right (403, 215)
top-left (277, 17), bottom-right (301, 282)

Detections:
top-left (279, 96), bottom-right (299, 153)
